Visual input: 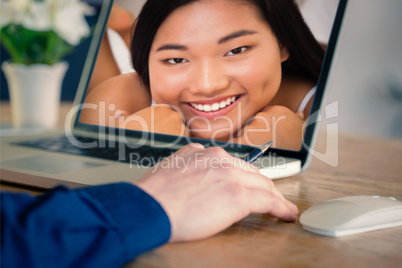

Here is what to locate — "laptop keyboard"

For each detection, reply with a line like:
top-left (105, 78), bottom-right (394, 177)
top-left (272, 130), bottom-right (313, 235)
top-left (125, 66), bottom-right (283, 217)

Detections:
top-left (13, 136), bottom-right (176, 166)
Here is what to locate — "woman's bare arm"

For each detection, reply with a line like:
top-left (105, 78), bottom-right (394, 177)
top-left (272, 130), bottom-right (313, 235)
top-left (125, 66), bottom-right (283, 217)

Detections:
top-left (80, 73), bottom-right (151, 126)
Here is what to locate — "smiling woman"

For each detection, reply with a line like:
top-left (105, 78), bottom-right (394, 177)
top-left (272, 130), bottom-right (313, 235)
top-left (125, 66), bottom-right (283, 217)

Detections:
top-left (80, 0), bottom-right (324, 151)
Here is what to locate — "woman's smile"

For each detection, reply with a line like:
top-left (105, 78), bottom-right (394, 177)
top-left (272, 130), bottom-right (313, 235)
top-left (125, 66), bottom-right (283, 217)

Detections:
top-left (186, 94), bottom-right (242, 118)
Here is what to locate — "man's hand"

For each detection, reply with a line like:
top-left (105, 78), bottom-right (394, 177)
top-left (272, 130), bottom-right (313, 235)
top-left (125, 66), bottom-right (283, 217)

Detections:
top-left (135, 144), bottom-right (298, 243)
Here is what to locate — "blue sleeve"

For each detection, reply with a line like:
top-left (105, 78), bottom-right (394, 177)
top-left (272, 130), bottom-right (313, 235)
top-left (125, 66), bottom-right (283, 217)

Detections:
top-left (1, 183), bottom-right (171, 268)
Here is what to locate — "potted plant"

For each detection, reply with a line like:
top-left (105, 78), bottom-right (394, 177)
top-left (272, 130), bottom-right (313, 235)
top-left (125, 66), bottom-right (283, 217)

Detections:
top-left (0, 0), bottom-right (96, 128)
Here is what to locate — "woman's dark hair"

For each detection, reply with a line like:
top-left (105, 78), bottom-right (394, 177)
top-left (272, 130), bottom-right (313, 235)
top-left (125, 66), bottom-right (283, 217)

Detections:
top-left (131, 0), bottom-right (325, 88)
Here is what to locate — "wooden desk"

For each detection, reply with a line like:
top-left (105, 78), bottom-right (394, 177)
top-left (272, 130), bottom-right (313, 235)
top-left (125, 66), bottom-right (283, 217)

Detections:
top-left (1, 102), bottom-right (402, 267)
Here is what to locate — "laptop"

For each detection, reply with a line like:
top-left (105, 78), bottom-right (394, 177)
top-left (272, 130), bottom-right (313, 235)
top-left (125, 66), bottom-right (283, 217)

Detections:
top-left (0, 0), bottom-right (348, 189)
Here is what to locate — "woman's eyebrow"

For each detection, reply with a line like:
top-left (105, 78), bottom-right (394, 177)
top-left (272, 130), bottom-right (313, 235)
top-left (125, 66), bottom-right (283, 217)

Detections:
top-left (155, 30), bottom-right (258, 52)
top-left (218, 29), bottom-right (258, 44)
top-left (156, 44), bottom-right (188, 52)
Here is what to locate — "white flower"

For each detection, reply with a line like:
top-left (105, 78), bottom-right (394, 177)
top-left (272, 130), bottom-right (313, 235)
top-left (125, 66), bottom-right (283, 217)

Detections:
top-left (0, 0), bottom-right (96, 45)
top-left (51, 0), bottom-right (96, 45)
top-left (22, 2), bottom-right (52, 31)
top-left (0, 0), bottom-right (31, 27)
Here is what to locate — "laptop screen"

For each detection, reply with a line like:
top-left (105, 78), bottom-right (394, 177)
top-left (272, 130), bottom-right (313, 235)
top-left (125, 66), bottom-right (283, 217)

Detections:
top-left (68, 0), bottom-right (347, 164)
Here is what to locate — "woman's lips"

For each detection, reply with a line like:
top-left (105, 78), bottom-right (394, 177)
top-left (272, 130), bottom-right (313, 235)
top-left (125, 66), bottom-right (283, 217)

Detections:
top-left (186, 95), bottom-right (243, 119)
top-left (190, 96), bottom-right (237, 112)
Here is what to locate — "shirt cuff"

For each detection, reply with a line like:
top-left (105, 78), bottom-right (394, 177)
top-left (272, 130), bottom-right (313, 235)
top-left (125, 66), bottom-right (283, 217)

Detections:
top-left (78, 182), bottom-right (171, 260)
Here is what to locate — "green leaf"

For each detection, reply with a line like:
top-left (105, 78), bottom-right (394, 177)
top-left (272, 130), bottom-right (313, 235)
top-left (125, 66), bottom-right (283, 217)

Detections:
top-left (1, 25), bottom-right (74, 65)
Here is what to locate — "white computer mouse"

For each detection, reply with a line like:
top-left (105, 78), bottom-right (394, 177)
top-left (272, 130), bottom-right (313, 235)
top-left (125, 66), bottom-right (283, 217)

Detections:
top-left (299, 195), bottom-right (402, 237)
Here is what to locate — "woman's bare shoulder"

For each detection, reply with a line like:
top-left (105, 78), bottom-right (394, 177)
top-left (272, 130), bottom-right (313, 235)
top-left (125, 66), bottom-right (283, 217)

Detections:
top-left (85, 72), bottom-right (151, 113)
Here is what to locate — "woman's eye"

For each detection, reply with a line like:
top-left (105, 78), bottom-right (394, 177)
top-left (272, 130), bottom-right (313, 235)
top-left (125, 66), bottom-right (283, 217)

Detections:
top-left (165, 58), bottom-right (188, 65)
top-left (225, 46), bottom-right (248, 56)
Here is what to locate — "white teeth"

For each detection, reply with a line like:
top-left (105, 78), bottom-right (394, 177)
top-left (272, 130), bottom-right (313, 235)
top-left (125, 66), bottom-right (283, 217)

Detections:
top-left (191, 96), bottom-right (237, 112)
top-left (211, 103), bottom-right (220, 111)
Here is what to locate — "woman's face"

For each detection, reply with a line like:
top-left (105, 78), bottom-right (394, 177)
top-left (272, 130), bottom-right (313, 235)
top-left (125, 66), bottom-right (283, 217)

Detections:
top-left (148, 0), bottom-right (289, 141)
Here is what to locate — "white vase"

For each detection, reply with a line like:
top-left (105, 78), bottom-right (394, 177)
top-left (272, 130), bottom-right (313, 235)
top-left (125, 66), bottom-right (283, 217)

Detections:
top-left (2, 61), bottom-right (69, 129)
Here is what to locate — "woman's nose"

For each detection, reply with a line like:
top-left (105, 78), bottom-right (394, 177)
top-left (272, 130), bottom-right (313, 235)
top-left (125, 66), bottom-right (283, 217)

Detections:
top-left (188, 60), bottom-right (230, 95)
